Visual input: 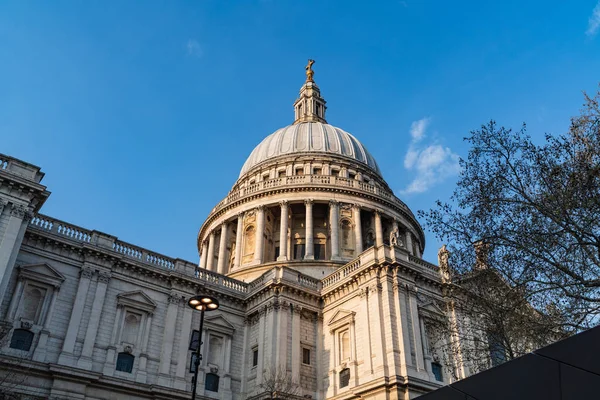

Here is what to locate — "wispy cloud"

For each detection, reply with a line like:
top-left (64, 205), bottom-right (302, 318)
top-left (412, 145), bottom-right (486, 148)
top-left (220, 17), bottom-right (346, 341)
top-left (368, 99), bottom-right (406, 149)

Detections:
top-left (400, 117), bottom-right (460, 195)
top-left (186, 39), bottom-right (203, 58)
top-left (587, 1), bottom-right (600, 37)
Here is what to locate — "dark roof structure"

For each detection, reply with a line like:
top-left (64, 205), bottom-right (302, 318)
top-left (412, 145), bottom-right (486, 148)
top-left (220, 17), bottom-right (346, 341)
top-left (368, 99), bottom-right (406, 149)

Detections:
top-left (418, 325), bottom-right (600, 400)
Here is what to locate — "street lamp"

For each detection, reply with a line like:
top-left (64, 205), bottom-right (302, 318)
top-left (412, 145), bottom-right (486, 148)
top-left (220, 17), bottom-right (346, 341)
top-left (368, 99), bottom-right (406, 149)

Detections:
top-left (188, 294), bottom-right (220, 400)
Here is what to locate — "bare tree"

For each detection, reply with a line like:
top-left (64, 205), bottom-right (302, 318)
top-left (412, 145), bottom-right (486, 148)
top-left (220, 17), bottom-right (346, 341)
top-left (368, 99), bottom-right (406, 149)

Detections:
top-left (257, 367), bottom-right (302, 400)
top-left (420, 87), bottom-right (600, 335)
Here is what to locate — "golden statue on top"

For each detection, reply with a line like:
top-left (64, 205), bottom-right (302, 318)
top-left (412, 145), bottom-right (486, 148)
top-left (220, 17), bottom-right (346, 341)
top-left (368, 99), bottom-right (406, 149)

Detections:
top-left (305, 59), bottom-right (315, 82)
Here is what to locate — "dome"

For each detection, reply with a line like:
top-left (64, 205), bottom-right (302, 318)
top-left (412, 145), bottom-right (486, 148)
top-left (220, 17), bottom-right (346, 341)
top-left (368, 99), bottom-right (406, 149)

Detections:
top-left (239, 122), bottom-right (382, 178)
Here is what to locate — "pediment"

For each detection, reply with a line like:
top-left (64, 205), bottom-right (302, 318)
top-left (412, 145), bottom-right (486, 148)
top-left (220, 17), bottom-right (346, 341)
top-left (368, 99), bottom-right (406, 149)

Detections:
top-left (419, 301), bottom-right (446, 320)
top-left (204, 314), bottom-right (235, 336)
top-left (19, 263), bottom-right (65, 287)
top-left (327, 309), bottom-right (355, 331)
top-left (117, 290), bottom-right (157, 313)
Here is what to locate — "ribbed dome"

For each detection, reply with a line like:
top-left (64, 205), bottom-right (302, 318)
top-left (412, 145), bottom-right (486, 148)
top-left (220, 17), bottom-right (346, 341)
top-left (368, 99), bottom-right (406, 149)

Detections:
top-left (239, 122), bottom-right (381, 178)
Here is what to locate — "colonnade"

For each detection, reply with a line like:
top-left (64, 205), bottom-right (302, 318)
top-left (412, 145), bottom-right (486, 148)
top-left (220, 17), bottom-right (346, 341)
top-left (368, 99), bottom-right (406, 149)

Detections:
top-left (199, 201), bottom-right (418, 274)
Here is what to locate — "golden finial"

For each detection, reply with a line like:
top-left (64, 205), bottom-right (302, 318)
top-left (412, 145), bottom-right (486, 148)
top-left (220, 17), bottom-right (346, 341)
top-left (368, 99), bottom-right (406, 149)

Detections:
top-left (305, 59), bottom-right (315, 82)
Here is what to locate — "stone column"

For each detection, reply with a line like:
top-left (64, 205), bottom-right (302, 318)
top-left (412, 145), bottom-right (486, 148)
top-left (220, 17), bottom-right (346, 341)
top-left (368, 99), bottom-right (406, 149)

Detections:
top-left (274, 302), bottom-right (288, 372)
top-left (254, 206), bottom-right (265, 264)
top-left (6, 277), bottom-right (24, 320)
top-left (33, 285), bottom-right (59, 362)
top-left (405, 231), bottom-right (414, 255)
top-left (200, 241), bottom-right (208, 270)
top-left (240, 319), bottom-right (250, 396)
top-left (368, 284), bottom-right (386, 377)
top-left (256, 307), bottom-right (267, 386)
top-left (290, 305), bottom-right (301, 383)
top-left (58, 266), bottom-right (94, 366)
top-left (234, 213), bottom-right (244, 269)
top-left (407, 284), bottom-right (425, 372)
top-left (392, 277), bottom-right (408, 376)
top-left (304, 199), bottom-right (314, 260)
top-left (136, 312), bottom-right (153, 383)
top-left (206, 231), bottom-right (216, 272)
top-left (0, 204), bottom-right (28, 297)
top-left (174, 305), bottom-right (193, 389)
top-left (329, 200), bottom-right (340, 260)
top-left (315, 313), bottom-right (324, 399)
top-left (277, 201), bottom-right (289, 261)
top-left (217, 222), bottom-right (229, 275)
top-left (374, 210), bottom-right (384, 247)
top-left (77, 271), bottom-right (111, 369)
top-left (158, 292), bottom-right (180, 387)
top-left (353, 204), bottom-right (363, 254)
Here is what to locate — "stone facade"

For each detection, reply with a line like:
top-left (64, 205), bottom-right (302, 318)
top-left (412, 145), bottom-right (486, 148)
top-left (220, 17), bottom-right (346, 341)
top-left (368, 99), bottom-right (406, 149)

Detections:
top-left (0, 73), bottom-right (468, 399)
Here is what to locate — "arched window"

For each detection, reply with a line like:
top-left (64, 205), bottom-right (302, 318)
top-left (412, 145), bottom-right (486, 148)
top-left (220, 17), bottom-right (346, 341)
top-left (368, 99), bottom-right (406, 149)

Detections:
top-left (122, 313), bottom-right (140, 344)
top-left (205, 373), bottom-right (220, 392)
top-left (340, 331), bottom-right (350, 361)
top-left (243, 226), bottom-right (255, 257)
top-left (339, 368), bottom-right (350, 388)
top-left (22, 286), bottom-right (45, 322)
top-left (10, 329), bottom-right (34, 351)
top-left (116, 352), bottom-right (135, 373)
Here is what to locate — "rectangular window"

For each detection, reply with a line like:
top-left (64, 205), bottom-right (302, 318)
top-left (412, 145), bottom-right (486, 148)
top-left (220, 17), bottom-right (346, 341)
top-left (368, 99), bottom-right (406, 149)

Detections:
top-left (431, 362), bottom-right (443, 382)
top-left (313, 168), bottom-right (322, 175)
top-left (294, 244), bottom-right (306, 260)
top-left (278, 170), bottom-right (286, 178)
top-left (252, 348), bottom-right (259, 367)
top-left (349, 173), bottom-right (356, 180)
top-left (314, 243), bottom-right (325, 260)
top-left (331, 169), bottom-right (340, 177)
top-left (205, 373), bottom-right (220, 392)
top-left (302, 348), bottom-right (311, 365)
top-left (295, 168), bottom-right (304, 176)
top-left (339, 368), bottom-right (350, 388)
top-left (274, 246), bottom-right (280, 259)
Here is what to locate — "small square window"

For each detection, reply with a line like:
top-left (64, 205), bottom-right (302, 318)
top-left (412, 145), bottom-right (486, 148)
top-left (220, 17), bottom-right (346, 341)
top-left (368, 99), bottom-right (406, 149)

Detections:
top-left (331, 169), bottom-right (340, 177)
top-left (302, 348), bottom-right (311, 365)
top-left (252, 348), bottom-right (259, 367)
top-left (116, 352), bottom-right (135, 373)
top-left (313, 168), bottom-right (322, 175)
top-left (296, 168), bottom-right (304, 176)
top-left (278, 170), bottom-right (286, 178)
top-left (10, 329), bottom-right (34, 351)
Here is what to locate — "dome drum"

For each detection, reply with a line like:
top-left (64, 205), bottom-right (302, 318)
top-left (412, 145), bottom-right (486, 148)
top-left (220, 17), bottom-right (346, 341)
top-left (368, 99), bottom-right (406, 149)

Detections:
top-left (197, 66), bottom-right (425, 282)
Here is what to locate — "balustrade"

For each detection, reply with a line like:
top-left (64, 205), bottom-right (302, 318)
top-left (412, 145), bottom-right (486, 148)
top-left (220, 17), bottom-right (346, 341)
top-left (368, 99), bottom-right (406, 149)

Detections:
top-left (214, 174), bottom-right (406, 217)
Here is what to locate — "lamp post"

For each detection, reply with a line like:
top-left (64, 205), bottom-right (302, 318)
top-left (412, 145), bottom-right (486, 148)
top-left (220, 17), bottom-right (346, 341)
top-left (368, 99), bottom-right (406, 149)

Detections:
top-left (188, 294), bottom-right (220, 400)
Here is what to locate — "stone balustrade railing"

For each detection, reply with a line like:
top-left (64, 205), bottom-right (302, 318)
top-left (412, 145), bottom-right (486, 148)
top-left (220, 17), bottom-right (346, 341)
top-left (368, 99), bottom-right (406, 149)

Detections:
top-left (30, 215), bottom-right (92, 243)
top-left (0, 153), bottom-right (45, 183)
top-left (211, 174), bottom-right (410, 214)
top-left (322, 258), bottom-right (362, 288)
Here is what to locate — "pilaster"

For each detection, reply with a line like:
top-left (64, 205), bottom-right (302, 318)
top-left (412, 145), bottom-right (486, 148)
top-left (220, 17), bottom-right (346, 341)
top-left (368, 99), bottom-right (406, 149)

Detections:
top-left (58, 266), bottom-right (94, 366)
top-left (77, 270), bottom-right (111, 369)
top-left (329, 200), bottom-right (340, 260)
top-left (304, 199), bottom-right (314, 260)
top-left (157, 292), bottom-right (181, 387)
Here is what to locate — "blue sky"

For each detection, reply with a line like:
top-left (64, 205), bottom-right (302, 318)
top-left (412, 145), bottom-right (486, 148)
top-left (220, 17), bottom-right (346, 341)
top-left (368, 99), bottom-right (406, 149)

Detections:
top-left (1, 1), bottom-right (599, 265)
